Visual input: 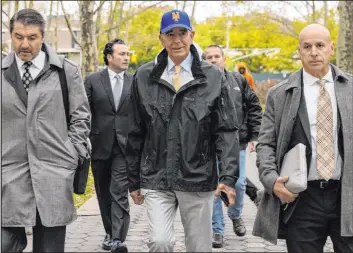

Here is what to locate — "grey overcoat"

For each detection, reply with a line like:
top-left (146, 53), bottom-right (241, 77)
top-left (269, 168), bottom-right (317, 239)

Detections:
top-left (252, 65), bottom-right (353, 244)
top-left (1, 43), bottom-right (91, 227)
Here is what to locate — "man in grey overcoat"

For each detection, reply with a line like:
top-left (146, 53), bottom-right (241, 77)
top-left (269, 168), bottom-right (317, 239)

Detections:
top-left (253, 24), bottom-right (353, 252)
top-left (1, 9), bottom-right (91, 252)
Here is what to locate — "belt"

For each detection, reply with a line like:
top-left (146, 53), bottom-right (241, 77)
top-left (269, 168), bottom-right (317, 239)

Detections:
top-left (307, 180), bottom-right (340, 190)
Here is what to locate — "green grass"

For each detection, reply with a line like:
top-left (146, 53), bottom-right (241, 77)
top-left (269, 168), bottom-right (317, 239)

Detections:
top-left (73, 167), bottom-right (95, 209)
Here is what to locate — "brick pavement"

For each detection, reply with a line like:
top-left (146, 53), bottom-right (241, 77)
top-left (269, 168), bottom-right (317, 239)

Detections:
top-left (24, 151), bottom-right (334, 252)
top-left (25, 193), bottom-right (334, 252)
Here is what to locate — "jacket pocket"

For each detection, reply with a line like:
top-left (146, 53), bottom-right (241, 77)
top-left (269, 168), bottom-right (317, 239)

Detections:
top-left (64, 139), bottom-right (79, 165)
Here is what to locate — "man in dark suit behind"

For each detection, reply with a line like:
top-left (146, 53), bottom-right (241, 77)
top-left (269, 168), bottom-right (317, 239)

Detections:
top-left (84, 39), bottom-right (132, 253)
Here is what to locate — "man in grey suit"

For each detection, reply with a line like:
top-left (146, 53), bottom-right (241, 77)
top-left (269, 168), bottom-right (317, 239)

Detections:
top-left (84, 39), bottom-right (132, 253)
top-left (253, 24), bottom-right (353, 252)
top-left (1, 9), bottom-right (91, 252)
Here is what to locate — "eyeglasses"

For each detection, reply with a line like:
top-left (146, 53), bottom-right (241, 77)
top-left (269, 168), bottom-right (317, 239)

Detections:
top-left (163, 31), bottom-right (189, 41)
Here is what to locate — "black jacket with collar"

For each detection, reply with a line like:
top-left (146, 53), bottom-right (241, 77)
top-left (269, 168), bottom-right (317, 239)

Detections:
top-left (224, 70), bottom-right (262, 150)
top-left (126, 45), bottom-right (240, 192)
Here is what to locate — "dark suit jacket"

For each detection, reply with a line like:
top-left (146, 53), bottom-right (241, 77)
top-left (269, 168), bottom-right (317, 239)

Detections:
top-left (84, 68), bottom-right (133, 160)
top-left (277, 70), bottom-right (344, 238)
top-left (253, 64), bottom-right (352, 244)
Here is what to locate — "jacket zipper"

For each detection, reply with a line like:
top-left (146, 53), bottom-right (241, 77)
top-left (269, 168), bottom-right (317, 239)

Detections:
top-left (221, 96), bottom-right (228, 120)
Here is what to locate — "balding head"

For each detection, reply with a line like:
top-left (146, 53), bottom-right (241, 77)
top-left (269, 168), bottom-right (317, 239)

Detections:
top-left (299, 24), bottom-right (332, 43)
top-left (297, 24), bottom-right (334, 78)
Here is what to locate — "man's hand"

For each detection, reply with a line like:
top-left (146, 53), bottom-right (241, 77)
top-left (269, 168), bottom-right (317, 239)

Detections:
top-left (130, 189), bottom-right (144, 205)
top-left (215, 183), bottom-right (236, 207)
top-left (248, 141), bottom-right (257, 152)
top-left (273, 176), bottom-right (298, 203)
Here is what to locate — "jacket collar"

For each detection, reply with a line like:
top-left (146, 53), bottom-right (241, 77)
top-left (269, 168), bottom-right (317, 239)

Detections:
top-left (285, 64), bottom-right (350, 91)
top-left (149, 44), bottom-right (206, 83)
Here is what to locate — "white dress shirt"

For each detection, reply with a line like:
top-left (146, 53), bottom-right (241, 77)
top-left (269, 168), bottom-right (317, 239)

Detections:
top-left (107, 67), bottom-right (124, 107)
top-left (15, 50), bottom-right (46, 80)
top-left (161, 52), bottom-right (194, 86)
top-left (303, 68), bottom-right (342, 181)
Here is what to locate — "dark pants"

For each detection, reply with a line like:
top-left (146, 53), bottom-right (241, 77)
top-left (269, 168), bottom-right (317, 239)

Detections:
top-left (245, 177), bottom-right (258, 201)
top-left (284, 180), bottom-right (353, 253)
top-left (92, 141), bottom-right (130, 242)
top-left (1, 211), bottom-right (66, 252)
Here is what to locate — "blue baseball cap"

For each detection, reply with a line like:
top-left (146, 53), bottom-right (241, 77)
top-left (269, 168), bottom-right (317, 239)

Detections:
top-left (160, 9), bottom-right (192, 34)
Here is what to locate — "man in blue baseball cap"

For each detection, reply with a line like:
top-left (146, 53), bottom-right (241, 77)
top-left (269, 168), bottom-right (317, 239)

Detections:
top-left (126, 9), bottom-right (240, 252)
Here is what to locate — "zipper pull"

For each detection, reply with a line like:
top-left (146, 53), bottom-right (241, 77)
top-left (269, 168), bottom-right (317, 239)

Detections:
top-left (172, 94), bottom-right (176, 107)
top-left (221, 96), bottom-right (224, 106)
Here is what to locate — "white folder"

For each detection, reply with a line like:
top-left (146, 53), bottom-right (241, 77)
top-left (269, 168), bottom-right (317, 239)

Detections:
top-left (280, 143), bottom-right (307, 194)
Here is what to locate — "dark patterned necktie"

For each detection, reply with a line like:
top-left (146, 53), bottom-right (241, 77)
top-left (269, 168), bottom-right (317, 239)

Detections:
top-left (22, 61), bottom-right (33, 94)
top-left (316, 79), bottom-right (335, 180)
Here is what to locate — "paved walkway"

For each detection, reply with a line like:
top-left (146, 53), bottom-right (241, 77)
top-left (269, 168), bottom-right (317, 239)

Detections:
top-left (24, 150), bottom-right (334, 252)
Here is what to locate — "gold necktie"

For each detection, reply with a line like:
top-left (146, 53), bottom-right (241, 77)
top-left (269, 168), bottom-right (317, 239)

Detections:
top-left (316, 79), bottom-right (335, 181)
top-left (173, 65), bottom-right (181, 92)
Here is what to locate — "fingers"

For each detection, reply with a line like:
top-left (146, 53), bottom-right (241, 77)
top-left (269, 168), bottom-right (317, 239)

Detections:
top-left (215, 184), bottom-right (224, 198)
top-left (276, 176), bottom-right (289, 183)
top-left (130, 190), bottom-right (144, 205)
top-left (227, 190), bottom-right (236, 207)
top-left (249, 142), bottom-right (256, 152)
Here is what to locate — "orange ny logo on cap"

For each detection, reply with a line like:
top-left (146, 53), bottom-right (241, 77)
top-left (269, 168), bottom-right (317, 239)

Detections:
top-left (172, 11), bottom-right (180, 22)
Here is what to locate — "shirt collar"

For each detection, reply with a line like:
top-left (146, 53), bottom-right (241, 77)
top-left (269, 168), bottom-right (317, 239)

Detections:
top-left (167, 52), bottom-right (193, 73)
top-left (108, 67), bottom-right (125, 80)
top-left (15, 50), bottom-right (46, 70)
top-left (303, 68), bottom-right (334, 86)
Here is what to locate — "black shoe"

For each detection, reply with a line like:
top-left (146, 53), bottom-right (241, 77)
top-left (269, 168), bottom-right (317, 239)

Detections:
top-left (232, 217), bottom-right (246, 236)
top-left (253, 189), bottom-right (264, 208)
top-left (111, 241), bottom-right (128, 253)
top-left (212, 233), bottom-right (223, 248)
top-left (102, 234), bottom-right (112, 251)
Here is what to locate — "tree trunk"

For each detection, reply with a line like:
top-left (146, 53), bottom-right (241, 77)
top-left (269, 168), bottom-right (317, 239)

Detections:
top-left (79, 1), bottom-right (98, 78)
top-left (55, 1), bottom-right (59, 50)
top-left (107, 1), bottom-right (115, 41)
top-left (190, 1), bottom-right (197, 25)
top-left (337, 1), bottom-right (353, 74)
top-left (95, 1), bottom-right (104, 36)
top-left (182, 1), bottom-right (187, 11)
top-left (311, 1), bottom-right (316, 23)
top-left (323, 1), bottom-right (328, 27)
top-left (46, 1), bottom-right (54, 40)
top-left (29, 0), bottom-right (34, 8)
top-left (115, 1), bottom-right (125, 38)
top-left (14, 0), bottom-right (19, 13)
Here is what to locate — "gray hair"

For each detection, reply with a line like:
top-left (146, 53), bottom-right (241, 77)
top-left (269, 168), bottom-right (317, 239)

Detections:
top-left (10, 9), bottom-right (46, 37)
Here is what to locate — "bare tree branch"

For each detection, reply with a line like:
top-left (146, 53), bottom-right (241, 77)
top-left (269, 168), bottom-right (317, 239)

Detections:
top-left (263, 15), bottom-right (299, 38)
top-left (99, 1), bottom-right (163, 36)
top-left (2, 9), bottom-right (9, 18)
top-left (60, 1), bottom-right (82, 49)
top-left (2, 20), bottom-right (9, 29)
top-left (93, 0), bottom-right (107, 15)
top-left (283, 1), bottom-right (310, 21)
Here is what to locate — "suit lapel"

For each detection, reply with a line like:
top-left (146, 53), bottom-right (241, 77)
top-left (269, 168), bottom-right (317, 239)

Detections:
top-left (100, 68), bottom-right (116, 110)
top-left (278, 70), bottom-right (302, 169)
top-left (3, 61), bottom-right (28, 107)
top-left (297, 87), bottom-right (312, 148)
top-left (117, 73), bottom-right (132, 111)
